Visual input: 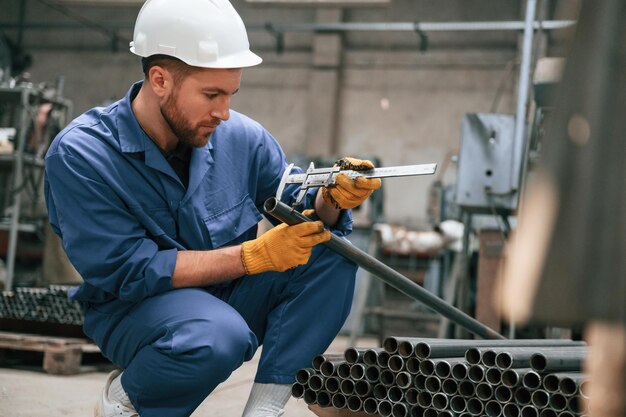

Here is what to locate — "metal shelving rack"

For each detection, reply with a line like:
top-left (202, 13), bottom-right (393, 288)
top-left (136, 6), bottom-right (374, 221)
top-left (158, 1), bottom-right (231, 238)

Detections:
top-left (0, 83), bottom-right (71, 290)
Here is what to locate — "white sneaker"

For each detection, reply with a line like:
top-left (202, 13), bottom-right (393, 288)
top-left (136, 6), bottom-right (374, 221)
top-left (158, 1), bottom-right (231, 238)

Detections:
top-left (94, 370), bottom-right (138, 417)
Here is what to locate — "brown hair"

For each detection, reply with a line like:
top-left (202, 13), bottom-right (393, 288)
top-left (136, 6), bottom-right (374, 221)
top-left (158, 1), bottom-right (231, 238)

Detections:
top-left (141, 55), bottom-right (199, 84)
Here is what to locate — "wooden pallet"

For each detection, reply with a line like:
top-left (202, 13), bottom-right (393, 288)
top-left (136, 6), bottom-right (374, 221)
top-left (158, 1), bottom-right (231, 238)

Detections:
top-left (0, 330), bottom-right (100, 375)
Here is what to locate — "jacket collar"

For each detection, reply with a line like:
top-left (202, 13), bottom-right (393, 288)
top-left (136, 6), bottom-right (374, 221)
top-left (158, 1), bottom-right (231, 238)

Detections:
top-left (116, 81), bottom-right (214, 186)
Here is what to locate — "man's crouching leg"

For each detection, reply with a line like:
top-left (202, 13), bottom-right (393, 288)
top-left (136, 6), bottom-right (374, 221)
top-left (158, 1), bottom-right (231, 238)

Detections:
top-left (234, 244), bottom-right (358, 417)
top-left (88, 289), bottom-right (259, 417)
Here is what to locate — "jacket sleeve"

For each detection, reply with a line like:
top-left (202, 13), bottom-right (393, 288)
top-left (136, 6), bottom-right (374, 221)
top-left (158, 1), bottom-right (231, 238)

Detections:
top-left (44, 151), bottom-right (175, 303)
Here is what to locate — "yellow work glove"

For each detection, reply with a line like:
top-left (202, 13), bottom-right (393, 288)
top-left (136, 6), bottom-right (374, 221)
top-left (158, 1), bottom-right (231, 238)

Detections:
top-left (321, 157), bottom-right (382, 209)
top-left (241, 219), bottom-right (330, 275)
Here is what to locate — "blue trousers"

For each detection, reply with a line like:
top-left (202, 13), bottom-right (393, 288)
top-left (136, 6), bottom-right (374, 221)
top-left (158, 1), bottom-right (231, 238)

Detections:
top-left (83, 245), bottom-right (357, 417)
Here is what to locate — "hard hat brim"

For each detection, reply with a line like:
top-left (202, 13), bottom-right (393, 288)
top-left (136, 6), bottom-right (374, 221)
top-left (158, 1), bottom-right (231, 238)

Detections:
top-left (130, 45), bottom-right (262, 69)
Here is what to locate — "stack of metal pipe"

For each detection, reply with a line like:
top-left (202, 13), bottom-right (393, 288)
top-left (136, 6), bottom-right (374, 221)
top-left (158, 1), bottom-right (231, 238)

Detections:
top-left (292, 337), bottom-right (589, 417)
top-left (0, 285), bottom-right (83, 325)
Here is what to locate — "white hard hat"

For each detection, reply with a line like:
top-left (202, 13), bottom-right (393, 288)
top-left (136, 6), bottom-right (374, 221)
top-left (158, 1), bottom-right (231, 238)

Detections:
top-left (130, 0), bottom-right (262, 69)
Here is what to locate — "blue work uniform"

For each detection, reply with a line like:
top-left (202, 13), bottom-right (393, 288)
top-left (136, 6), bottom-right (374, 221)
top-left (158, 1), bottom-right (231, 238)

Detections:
top-left (44, 81), bottom-right (357, 417)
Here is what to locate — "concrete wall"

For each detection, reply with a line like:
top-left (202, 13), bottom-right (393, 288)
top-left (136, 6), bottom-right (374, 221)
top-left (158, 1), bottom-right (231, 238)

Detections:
top-left (0, 0), bottom-right (566, 227)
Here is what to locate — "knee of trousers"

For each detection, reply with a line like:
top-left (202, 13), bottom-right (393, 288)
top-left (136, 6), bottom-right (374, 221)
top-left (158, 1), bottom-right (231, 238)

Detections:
top-left (165, 313), bottom-right (258, 384)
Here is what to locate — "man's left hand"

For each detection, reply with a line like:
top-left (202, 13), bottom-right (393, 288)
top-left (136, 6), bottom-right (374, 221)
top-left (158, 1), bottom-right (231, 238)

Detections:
top-left (321, 157), bottom-right (382, 209)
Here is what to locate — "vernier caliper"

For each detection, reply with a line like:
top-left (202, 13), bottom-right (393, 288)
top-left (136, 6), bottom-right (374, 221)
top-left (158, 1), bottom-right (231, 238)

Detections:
top-left (276, 162), bottom-right (438, 207)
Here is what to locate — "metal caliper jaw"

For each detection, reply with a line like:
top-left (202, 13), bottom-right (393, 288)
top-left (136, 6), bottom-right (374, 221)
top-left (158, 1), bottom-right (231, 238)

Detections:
top-left (275, 162), bottom-right (341, 207)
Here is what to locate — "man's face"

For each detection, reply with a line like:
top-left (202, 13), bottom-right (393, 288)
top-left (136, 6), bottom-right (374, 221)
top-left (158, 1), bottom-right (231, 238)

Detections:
top-left (160, 67), bottom-right (242, 147)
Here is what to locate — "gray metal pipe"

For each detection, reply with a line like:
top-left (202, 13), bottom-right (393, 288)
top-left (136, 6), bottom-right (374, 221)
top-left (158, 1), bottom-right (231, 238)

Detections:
top-left (413, 374), bottom-right (426, 390)
top-left (520, 405), bottom-right (539, 417)
top-left (423, 408), bottom-right (438, 417)
top-left (432, 392), bottom-right (449, 411)
top-left (559, 374), bottom-right (586, 396)
top-left (377, 351), bottom-right (391, 369)
top-left (398, 340), bottom-right (419, 358)
top-left (514, 387), bottom-right (531, 405)
top-left (425, 376), bottom-right (442, 393)
top-left (378, 400), bottom-right (393, 417)
top-left (495, 385), bottom-right (513, 403)
top-left (331, 392), bottom-right (347, 409)
top-left (264, 198), bottom-right (505, 340)
top-left (387, 386), bottom-right (404, 402)
top-left (308, 374), bottom-right (324, 391)
top-left (566, 396), bottom-right (580, 413)
top-left (354, 380), bottom-right (373, 397)
top-left (383, 337), bottom-right (400, 355)
top-left (482, 350), bottom-right (498, 367)
top-left (296, 368), bottom-right (316, 384)
top-left (409, 405), bottom-right (422, 417)
top-left (337, 363), bottom-right (351, 379)
top-left (373, 383), bottom-right (387, 400)
top-left (467, 398), bottom-right (485, 416)
top-left (316, 391), bottom-right (332, 408)
top-left (452, 363), bottom-right (470, 380)
top-left (503, 403), bottom-right (521, 417)
top-left (486, 367), bottom-right (503, 385)
top-left (365, 365), bottom-right (381, 383)
top-left (530, 389), bottom-right (549, 408)
top-left (458, 380), bottom-right (476, 397)
top-left (549, 393), bottom-right (567, 412)
top-left (442, 377), bottom-right (459, 395)
top-left (539, 409), bottom-right (558, 417)
top-left (363, 348), bottom-right (384, 366)
top-left (450, 395), bottom-right (468, 413)
top-left (468, 365), bottom-right (486, 383)
top-left (340, 378), bottom-right (355, 396)
top-left (415, 339), bottom-right (584, 360)
top-left (395, 371), bottom-right (412, 389)
top-left (347, 395), bottom-right (363, 412)
top-left (417, 391), bottom-right (433, 408)
top-left (486, 400), bottom-right (503, 417)
top-left (388, 355), bottom-right (405, 372)
top-left (531, 408), bottom-right (558, 417)
top-left (392, 403), bottom-right (409, 417)
top-left (291, 382), bottom-right (305, 398)
top-left (511, 0), bottom-right (537, 249)
top-left (303, 389), bottom-right (317, 405)
top-left (344, 347), bottom-right (368, 364)
top-left (349, 363), bottom-right (366, 380)
top-left (419, 359), bottom-right (435, 376)
top-left (406, 357), bottom-right (421, 375)
top-left (476, 382), bottom-right (494, 401)
top-left (380, 369), bottom-right (396, 386)
top-left (405, 388), bottom-right (419, 406)
top-left (522, 371), bottom-right (542, 390)
top-left (324, 376), bottom-right (340, 394)
top-left (362, 397), bottom-right (378, 415)
top-left (530, 351), bottom-right (586, 373)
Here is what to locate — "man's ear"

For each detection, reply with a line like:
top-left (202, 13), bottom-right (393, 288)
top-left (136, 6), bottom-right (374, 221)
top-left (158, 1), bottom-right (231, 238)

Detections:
top-left (148, 65), bottom-right (172, 98)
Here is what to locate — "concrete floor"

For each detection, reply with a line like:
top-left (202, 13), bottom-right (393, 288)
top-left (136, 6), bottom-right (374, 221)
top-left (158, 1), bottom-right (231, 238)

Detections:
top-left (0, 335), bottom-right (377, 417)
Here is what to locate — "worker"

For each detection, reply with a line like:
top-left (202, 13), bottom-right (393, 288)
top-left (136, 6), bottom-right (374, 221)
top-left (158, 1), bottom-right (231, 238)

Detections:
top-left (43, 1), bottom-right (381, 416)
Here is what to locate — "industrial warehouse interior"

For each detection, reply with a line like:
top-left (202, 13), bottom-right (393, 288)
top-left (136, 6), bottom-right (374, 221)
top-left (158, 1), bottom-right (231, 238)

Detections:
top-left (0, 0), bottom-right (624, 417)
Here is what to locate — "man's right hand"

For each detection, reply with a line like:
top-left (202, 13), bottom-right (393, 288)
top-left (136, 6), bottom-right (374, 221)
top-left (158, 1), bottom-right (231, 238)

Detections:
top-left (241, 221), bottom-right (331, 275)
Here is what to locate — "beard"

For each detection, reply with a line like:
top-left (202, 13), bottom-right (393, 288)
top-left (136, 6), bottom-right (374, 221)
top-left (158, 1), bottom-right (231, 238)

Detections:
top-left (160, 90), bottom-right (212, 147)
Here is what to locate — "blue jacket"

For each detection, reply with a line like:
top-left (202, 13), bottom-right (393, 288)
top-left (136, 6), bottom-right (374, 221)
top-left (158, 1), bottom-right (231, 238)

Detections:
top-left (44, 81), bottom-right (352, 312)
